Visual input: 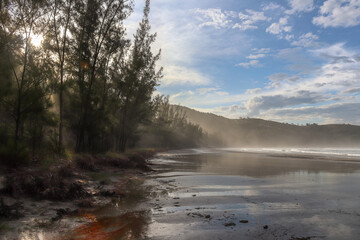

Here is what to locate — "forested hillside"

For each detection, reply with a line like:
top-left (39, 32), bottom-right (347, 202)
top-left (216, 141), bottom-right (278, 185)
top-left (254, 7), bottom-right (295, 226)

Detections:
top-left (175, 105), bottom-right (360, 147)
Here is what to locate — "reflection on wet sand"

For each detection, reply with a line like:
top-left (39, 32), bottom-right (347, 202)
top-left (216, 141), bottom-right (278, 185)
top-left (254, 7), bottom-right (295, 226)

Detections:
top-left (61, 175), bottom-right (152, 240)
top-left (193, 152), bottom-right (360, 177)
top-left (64, 211), bottom-right (149, 240)
top-left (59, 149), bottom-right (360, 240)
top-left (146, 149), bottom-right (360, 240)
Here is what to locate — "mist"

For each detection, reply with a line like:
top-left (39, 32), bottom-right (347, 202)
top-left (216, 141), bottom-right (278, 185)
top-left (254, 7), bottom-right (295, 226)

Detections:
top-left (172, 105), bottom-right (360, 149)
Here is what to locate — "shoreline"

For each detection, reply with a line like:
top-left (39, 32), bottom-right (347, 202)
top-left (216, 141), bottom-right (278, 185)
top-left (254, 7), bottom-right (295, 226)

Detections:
top-left (144, 149), bottom-right (360, 240)
top-left (193, 147), bottom-right (360, 164)
top-left (2, 148), bottom-right (360, 239)
top-left (0, 150), bottom-right (157, 240)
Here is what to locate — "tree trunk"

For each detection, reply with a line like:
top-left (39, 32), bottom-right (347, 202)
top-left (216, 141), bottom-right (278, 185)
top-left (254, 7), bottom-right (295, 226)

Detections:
top-left (119, 109), bottom-right (127, 152)
top-left (59, 85), bottom-right (63, 152)
top-left (14, 114), bottom-right (20, 151)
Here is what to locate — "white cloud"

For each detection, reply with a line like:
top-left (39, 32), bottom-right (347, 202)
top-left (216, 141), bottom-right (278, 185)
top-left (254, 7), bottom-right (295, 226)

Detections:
top-left (140, 1), bottom-right (360, 124)
top-left (263, 3), bottom-right (283, 11)
top-left (169, 89), bottom-right (248, 108)
top-left (275, 47), bottom-right (317, 73)
top-left (266, 17), bottom-right (292, 36)
top-left (141, 6), bottom-right (249, 89)
top-left (162, 65), bottom-right (211, 86)
top-left (262, 102), bottom-right (360, 124)
top-left (314, 42), bottom-right (349, 56)
top-left (343, 87), bottom-right (360, 94)
top-left (246, 88), bottom-right (262, 94)
top-left (214, 91), bottom-right (229, 96)
top-left (168, 41), bottom-right (360, 122)
top-left (311, 42), bottom-right (354, 61)
top-left (169, 90), bottom-right (195, 102)
top-left (285, 0), bottom-right (314, 15)
top-left (241, 43), bottom-right (360, 120)
top-left (194, 105), bottom-right (247, 119)
top-left (193, 8), bottom-right (271, 31)
top-left (232, 23), bottom-right (257, 31)
top-left (291, 32), bottom-right (319, 47)
top-left (268, 73), bottom-right (301, 87)
top-left (252, 48), bottom-right (271, 54)
top-left (247, 53), bottom-right (266, 59)
top-left (285, 34), bottom-right (295, 41)
top-left (233, 9), bottom-right (270, 30)
top-left (241, 48), bottom-right (270, 67)
top-left (193, 8), bottom-right (235, 29)
top-left (150, 7), bottom-right (249, 65)
top-left (236, 60), bottom-right (260, 68)
top-left (313, 0), bottom-right (360, 27)
top-left (245, 90), bottom-right (327, 115)
top-left (196, 88), bottom-right (218, 95)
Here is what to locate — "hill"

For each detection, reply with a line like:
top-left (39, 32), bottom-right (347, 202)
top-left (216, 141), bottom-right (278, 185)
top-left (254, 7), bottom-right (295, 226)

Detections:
top-left (173, 105), bottom-right (360, 148)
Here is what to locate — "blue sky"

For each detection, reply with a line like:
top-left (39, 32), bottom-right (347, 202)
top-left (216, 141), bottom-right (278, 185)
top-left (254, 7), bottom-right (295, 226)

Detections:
top-left (128, 0), bottom-right (360, 124)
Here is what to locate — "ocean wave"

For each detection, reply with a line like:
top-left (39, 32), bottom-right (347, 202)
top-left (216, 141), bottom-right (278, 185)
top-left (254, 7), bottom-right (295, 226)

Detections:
top-left (219, 147), bottom-right (360, 157)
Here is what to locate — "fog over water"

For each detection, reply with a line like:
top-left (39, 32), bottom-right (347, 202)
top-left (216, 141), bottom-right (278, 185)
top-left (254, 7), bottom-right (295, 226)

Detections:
top-left (145, 148), bottom-right (360, 240)
top-left (176, 106), bottom-right (360, 149)
top-left (220, 148), bottom-right (360, 157)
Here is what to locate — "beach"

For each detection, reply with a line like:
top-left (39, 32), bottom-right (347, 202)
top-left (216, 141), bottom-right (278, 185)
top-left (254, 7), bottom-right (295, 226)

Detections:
top-left (3, 148), bottom-right (360, 240)
top-left (145, 148), bottom-right (360, 240)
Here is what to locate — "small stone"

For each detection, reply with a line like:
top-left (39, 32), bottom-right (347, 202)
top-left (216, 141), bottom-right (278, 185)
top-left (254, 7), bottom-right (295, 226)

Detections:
top-left (224, 222), bottom-right (236, 227)
top-left (239, 220), bottom-right (248, 223)
top-left (263, 225), bottom-right (269, 229)
top-left (205, 215), bottom-right (211, 219)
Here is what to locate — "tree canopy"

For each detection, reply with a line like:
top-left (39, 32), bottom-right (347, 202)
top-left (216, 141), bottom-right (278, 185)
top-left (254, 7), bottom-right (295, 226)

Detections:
top-left (0, 0), bottom-right (204, 167)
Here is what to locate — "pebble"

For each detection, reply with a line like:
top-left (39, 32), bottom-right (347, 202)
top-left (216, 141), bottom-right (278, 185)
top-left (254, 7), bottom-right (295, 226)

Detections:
top-left (224, 222), bottom-right (236, 227)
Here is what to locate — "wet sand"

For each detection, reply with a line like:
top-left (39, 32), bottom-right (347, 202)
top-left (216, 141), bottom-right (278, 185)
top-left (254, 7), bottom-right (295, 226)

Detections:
top-left (13, 148), bottom-right (359, 240)
top-left (145, 149), bottom-right (360, 240)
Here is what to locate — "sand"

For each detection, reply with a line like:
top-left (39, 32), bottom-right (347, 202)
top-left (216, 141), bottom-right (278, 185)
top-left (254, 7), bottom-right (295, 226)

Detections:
top-left (145, 149), bottom-right (360, 240)
top-left (4, 148), bottom-right (360, 240)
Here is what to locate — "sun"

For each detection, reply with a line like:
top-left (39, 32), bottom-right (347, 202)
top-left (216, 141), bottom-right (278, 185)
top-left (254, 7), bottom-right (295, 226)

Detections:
top-left (31, 34), bottom-right (43, 48)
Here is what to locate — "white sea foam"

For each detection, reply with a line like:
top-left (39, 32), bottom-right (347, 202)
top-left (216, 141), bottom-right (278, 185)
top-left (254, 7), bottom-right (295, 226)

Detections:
top-left (220, 147), bottom-right (360, 157)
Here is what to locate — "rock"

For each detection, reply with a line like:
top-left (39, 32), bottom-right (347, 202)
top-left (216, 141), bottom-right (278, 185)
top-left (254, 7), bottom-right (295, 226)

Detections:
top-left (67, 182), bottom-right (89, 199)
top-left (99, 190), bottom-right (116, 197)
top-left (0, 198), bottom-right (24, 219)
top-left (77, 199), bottom-right (95, 208)
top-left (51, 208), bottom-right (79, 222)
top-left (239, 220), bottom-right (248, 223)
top-left (263, 225), bottom-right (269, 229)
top-left (188, 212), bottom-right (206, 218)
top-left (224, 222), bottom-right (236, 227)
top-left (205, 215), bottom-right (211, 219)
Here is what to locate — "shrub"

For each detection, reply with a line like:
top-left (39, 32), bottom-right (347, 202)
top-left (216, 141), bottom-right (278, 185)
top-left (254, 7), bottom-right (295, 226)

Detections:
top-left (74, 155), bottom-right (96, 171)
top-left (0, 143), bottom-right (29, 168)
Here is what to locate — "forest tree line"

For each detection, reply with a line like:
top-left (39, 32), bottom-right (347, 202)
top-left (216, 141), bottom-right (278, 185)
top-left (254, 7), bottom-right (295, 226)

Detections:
top-left (0, 0), bottom-right (204, 166)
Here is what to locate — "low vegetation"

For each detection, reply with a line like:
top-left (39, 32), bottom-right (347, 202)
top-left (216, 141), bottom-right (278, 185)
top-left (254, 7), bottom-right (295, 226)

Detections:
top-left (0, 150), bottom-right (156, 202)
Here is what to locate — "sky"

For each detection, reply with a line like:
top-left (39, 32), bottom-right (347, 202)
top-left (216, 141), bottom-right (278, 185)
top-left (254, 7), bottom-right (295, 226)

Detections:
top-left (127, 0), bottom-right (360, 125)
